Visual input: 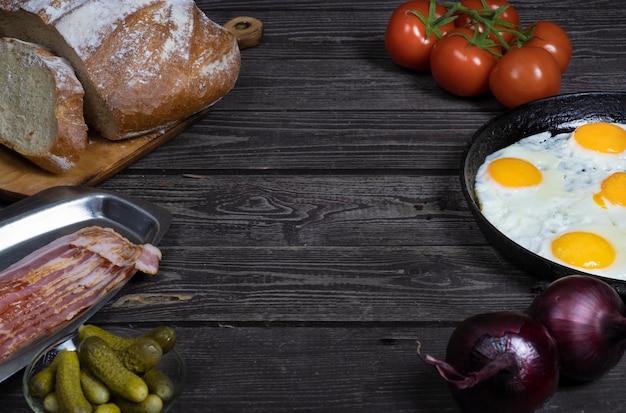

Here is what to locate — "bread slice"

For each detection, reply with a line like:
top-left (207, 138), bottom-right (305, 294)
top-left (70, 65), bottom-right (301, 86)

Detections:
top-left (0, 37), bottom-right (87, 173)
top-left (0, 0), bottom-right (241, 140)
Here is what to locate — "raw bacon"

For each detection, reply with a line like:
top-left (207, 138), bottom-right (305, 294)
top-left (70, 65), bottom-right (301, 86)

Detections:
top-left (0, 226), bottom-right (161, 360)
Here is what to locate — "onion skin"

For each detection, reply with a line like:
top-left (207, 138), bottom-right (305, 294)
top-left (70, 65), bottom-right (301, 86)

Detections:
top-left (420, 311), bottom-right (559, 413)
top-left (527, 274), bottom-right (626, 382)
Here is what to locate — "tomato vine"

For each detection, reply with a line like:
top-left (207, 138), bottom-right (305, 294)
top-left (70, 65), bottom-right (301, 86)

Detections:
top-left (407, 1), bottom-right (457, 39)
top-left (385, 0), bottom-right (572, 108)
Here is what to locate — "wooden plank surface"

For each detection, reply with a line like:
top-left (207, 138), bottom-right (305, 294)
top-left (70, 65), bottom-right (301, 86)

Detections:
top-left (2, 0), bottom-right (626, 412)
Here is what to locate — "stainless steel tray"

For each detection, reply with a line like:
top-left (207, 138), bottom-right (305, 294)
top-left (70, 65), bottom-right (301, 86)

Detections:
top-left (0, 186), bottom-right (172, 382)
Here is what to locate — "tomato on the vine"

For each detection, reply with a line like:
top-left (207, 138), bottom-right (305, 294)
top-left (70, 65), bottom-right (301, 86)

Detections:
top-left (385, 0), bottom-right (456, 71)
top-left (430, 28), bottom-right (500, 97)
top-left (454, 0), bottom-right (520, 46)
top-left (489, 46), bottom-right (562, 108)
top-left (524, 21), bottom-right (573, 73)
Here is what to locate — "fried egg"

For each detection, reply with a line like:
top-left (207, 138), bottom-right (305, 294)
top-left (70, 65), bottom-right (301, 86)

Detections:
top-left (539, 225), bottom-right (626, 278)
top-left (475, 121), bottom-right (626, 280)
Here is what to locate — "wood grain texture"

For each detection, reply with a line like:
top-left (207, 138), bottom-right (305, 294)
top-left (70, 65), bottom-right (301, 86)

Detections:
top-left (2, 0), bottom-right (626, 411)
top-left (4, 324), bottom-right (626, 412)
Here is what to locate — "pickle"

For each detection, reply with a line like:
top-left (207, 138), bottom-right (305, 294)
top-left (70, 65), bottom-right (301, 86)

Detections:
top-left (43, 392), bottom-right (60, 413)
top-left (144, 326), bottom-right (176, 354)
top-left (78, 325), bottom-right (132, 352)
top-left (142, 369), bottom-right (175, 402)
top-left (78, 336), bottom-right (148, 403)
top-left (29, 351), bottom-right (61, 398)
top-left (55, 350), bottom-right (93, 413)
top-left (78, 325), bottom-right (177, 354)
top-left (94, 403), bottom-right (122, 413)
top-left (113, 394), bottom-right (163, 413)
top-left (80, 367), bottom-right (110, 404)
top-left (118, 337), bottom-right (162, 374)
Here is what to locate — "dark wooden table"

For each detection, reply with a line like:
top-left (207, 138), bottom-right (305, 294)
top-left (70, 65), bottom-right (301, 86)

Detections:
top-left (2, 1), bottom-right (626, 411)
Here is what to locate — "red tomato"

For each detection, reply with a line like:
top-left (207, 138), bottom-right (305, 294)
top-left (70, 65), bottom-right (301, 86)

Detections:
top-left (430, 28), bottom-right (500, 97)
top-left (489, 46), bottom-right (562, 108)
top-left (455, 0), bottom-right (520, 46)
top-left (385, 0), bottom-right (455, 71)
top-left (525, 21), bottom-right (573, 73)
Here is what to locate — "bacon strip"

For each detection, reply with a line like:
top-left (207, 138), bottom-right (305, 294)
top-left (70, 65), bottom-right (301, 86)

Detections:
top-left (0, 226), bottom-right (161, 360)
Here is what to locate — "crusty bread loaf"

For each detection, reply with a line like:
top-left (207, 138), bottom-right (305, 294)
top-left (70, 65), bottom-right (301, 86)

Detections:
top-left (0, 37), bottom-right (87, 173)
top-left (0, 0), bottom-right (241, 140)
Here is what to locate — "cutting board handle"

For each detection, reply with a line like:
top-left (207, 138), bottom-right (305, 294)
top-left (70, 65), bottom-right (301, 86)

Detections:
top-left (224, 16), bottom-right (264, 50)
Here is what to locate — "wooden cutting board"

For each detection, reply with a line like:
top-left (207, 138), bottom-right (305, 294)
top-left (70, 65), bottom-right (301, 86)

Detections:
top-left (0, 16), bottom-right (264, 202)
top-left (0, 109), bottom-right (209, 201)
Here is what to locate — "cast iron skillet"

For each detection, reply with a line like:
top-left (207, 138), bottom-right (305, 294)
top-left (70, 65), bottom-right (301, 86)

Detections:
top-left (461, 92), bottom-right (626, 293)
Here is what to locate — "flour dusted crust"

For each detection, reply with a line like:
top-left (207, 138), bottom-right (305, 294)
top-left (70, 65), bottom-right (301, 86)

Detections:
top-left (0, 37), bottom-right (87, 173)
top-left (0, 0), bottom-right (241, 140)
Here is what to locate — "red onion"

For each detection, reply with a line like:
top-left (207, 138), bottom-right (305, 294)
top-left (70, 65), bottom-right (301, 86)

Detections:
top-left (419, 311), bottom-right (559, 413)
top-left (527, 274), bottom-right (626, 381)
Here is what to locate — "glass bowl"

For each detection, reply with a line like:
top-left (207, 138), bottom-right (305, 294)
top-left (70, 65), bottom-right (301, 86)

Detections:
top-left (22, 326), bottom-right (186, 413)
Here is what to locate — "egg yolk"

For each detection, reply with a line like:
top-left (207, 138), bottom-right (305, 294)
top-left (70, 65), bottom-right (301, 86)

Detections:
top-left (551, 231), bottom-right (615, 269)
top-left (487, 158), bottom-right (542, 188)
top-left (573, 122), bottom-right (626, 154)
top-left (593, 172), bottom-right (626, 208)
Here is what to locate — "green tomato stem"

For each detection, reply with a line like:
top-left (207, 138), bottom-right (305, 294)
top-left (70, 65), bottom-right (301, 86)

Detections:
top-left (407, 0), bottom-right (458, 40)
top-left (440, 1), bottom-right (528, 52)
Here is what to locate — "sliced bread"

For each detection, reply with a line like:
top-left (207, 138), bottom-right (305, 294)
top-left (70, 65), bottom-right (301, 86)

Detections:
top-left (0, 0), bottom-right (241, 140)
top-left (0, 37), bottom-right (87, 173)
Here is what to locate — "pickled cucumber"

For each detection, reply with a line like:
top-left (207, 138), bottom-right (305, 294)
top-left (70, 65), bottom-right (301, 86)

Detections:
top-left (43, 392), bottom-right (60, 413)
top-left (144, 327), bottom-right (176, 354)
top-left (94, 403), bottom-right (122, 413)
top-left (29, 351), bottom-right (61, 398)
top-left (78, 325), bottom-right (176, 354)
top-left (142, 369), bottom-right (175, 402)
top-left (118, 337), bottom-right (162, 374)
top-left (80, 367), bottom-right (110, 404)
top-left (78, 325), bottom-right (132, 352)
top-left (55, 350), bottom-right (93, 413)
top-left (78, 336), bottom-right (148, 403)
top-left (33, 325), bottom-right (178, 413)
top-left (113, 394), bottom-right (163, 413)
